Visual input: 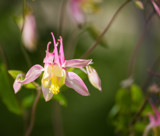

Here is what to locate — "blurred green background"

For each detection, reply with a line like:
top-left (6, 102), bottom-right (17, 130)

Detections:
top-left (0, 0), bottom-right (160, 136)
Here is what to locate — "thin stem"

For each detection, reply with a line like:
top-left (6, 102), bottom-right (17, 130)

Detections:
top-left (147, 69), bottom-right (160, 78)
top-left (127, 12), bottom-right (154, 77)
top-left (0, 44), bottom-right (9, 70)
top-left (21, 0), bottom-right (26, 34)
top-left (130, 92), bottom-right (150, 126)
top-left (20, 43), bottom-right (32, 68)
top-left (52, 101), bottom-right (64, 136)
top-left (20, 0), bottom-right (32, 68)
top-left (81, 0), bottom-right (131, 59)
top-left (25, 82), bottom-right (41, 136)
top-left (58, 0), bottom-right (66, 36)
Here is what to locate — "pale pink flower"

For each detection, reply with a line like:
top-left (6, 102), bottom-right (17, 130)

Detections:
top-left (143, 103), bottom-right (160, 136)
top-left (13, 32), bottom-right (94, 101)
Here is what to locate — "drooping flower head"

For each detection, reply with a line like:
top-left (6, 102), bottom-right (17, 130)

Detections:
top-left (13, 32), bottom-right (101, 101)
top-left (143, 103), bottom-right (160, 136)
top-left (151, 0), bottom-right (160, 16)
top-left (68, 0), bottom-right (102, 26)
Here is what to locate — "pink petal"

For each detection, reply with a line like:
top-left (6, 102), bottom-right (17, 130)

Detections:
top-left (41, 85), bottom-right (53, 101)
top-left (51, 32), bottom-right (60, 65)
top-left (69, 0), bottom-right (85, 25)
top-left (86, 66), bottom-right (102, 91)
top-left (13, 74), bottom-right (24, 93)
top-left (43, 41), bottom-right (54, 64)
top-left (13, 81), bottom-right (21, 94)
top-left (143, 125), bottom-right (152, 136)
top-left (64, 59), bottom-right (92, 68)
top-left (58, 36), bottom-right (65, 65)
top-left (20, 64), bottom-right (44, 84)
top-left (65, 72), bottom-right (89, 96)
top-left (152, 0), bottom-right (160, 16)
top-left (151, 103), bottom-right (160, 120)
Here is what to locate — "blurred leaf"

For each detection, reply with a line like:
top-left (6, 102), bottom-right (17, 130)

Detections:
top-left (0, 64), bottom-right (22, 115)
top-left (134, 121), bottom-right (146, 134)
top-left (116, 88), bottom-right (131, 111)
top-left (131, 84), bottom-right (143, 102)
top-left (131, 84), bottom-right (143, 111)
top-left (8, 70), bottom-right (24, 79)
top-left (87, 25), bottom-right (108, 48)
top-left (8, 70), bottom-right (35, 89)
top-left (53, 93), bottom-right (67, 106)
top-left (22, 94), bottom-right (35, 108)
top-left (109, 105), bottom-right (120, 118)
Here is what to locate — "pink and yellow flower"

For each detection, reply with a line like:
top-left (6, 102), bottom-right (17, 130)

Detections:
top-left (13, 32), bottom-right (101, 101)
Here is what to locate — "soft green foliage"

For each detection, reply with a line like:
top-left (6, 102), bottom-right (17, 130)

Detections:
top-left (22, 94), bottom-right (35, 108)
top-left (53, 93), bottom-right (67, 106)
top-left (8, 70), bottom-right (36, 89)
top-left (110, 84), bottom-right (148, 135)
top-left (87, 25), bottom-right (108, 48)
top-left (0, 64), bottom-right (22, 115)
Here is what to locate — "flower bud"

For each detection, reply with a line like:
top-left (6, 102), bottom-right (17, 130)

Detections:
top-left (22, 13), bottom-right (37, 51)
top-left (86, 66), bottom-right (101, 91)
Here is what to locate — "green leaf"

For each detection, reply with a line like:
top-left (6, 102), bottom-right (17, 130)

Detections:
top-left (53, 93), bottom-right (67, 106)
top-left (8, 70), bottom-right (24, 79)
top-left (131, 84), bottom-right (144, 111)
top-left (116, 88), bottom-right (132, 112)
top-left (8, 70), bottom-right (35, 89)
top-left (22, 94), bottom-right (35, 108)
top-left (0, 64), bottom-right (22, 115)
top-left (131, 84), bottom-right (143, 103)
top-left (87, 25), bottom-right (108, 48)
top-left (109, 105), bottom-right (120, 118)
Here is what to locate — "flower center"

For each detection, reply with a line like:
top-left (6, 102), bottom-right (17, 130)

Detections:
top-left (42, 64), bottom-right (66, 95)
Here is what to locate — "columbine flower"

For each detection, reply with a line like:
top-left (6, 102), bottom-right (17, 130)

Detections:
top-left (143, 103), bottom-right (160, 136)
top-left (13, 32), bottom-right (99, 101)
top-left (151, 0), bottom-right (160, 16)
top-left (68, 0), bottom-right (101, 26)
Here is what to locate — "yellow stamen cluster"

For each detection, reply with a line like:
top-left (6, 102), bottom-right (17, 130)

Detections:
top-left (42, 64), bottom-right (66, 95)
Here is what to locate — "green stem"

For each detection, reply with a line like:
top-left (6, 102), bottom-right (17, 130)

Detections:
top-left (127, 12), bottom-right (154, 78)
top-left (58, 0), bottom-right (66, 36)
top-left (81, 0), bottom-right (131, 59)
top-left (25, 82), bottom-right (41, 136)
top-left (0, 44), bottom-right (9, 70)
top-left (20, 0), bottom-right (32, 68)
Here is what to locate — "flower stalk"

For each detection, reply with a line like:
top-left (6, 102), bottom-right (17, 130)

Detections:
top-left (81, 0), bottom-right (131, 59)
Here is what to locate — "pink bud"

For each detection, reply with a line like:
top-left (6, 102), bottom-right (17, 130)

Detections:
top-left (22, 13), bottom-right (37, 51)
top-left (86, 66), bottom-right (102, 91)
